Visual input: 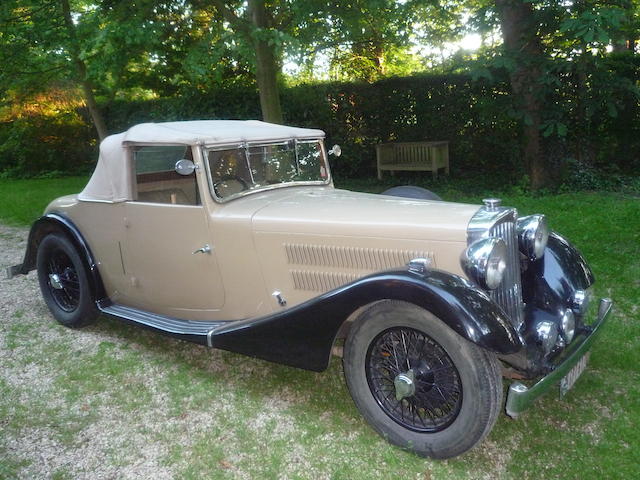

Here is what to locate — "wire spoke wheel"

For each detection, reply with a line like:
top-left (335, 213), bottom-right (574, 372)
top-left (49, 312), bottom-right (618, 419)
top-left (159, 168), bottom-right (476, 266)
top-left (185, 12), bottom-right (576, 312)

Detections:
top-left (366, 327), bottom-right (462, 432)
top-left (343, 301), bottom-right (503, 459)
top-left (46, 250), bottom-right (81, 312)
top-left (36, 233), bottom-right (98, 328)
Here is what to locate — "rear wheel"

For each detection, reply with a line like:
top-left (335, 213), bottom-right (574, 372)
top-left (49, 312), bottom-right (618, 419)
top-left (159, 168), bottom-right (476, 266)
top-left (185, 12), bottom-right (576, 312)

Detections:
top-left (36, 233), bottom-right (98, 328)
top-left (343, 300), bottom-right (502, 459)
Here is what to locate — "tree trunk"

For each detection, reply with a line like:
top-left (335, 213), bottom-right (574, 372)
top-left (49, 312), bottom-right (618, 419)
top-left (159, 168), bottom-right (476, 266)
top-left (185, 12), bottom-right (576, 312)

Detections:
top-left (76, 61), bottom-right (108, 141)
top-left (496, 0), bottom-right (547, 189)
top-left (60, 0), bottom-right (108, 140)
top-left (248, 0), bottom-right (283, 124)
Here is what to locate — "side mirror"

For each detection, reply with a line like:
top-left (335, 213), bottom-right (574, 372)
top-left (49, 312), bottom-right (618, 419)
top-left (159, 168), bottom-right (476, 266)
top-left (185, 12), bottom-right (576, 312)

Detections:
top-left (175, 159), bottom-right (197, 176)
top-left (328, 144), bottom-right (342, 157)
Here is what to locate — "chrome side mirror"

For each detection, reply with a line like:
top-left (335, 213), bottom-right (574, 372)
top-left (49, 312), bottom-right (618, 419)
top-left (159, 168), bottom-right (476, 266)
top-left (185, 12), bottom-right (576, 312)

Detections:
top-left (175, 159), bottom-right (197, 176)
top-left (328, 144), bottom-right (342, 157)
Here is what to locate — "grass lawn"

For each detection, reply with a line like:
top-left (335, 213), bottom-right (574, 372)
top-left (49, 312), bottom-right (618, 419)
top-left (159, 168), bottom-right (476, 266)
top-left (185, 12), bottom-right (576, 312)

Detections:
top-left (0, 176), bottom-right (89, 226)
top-left (0, 175), bottom-right (639, 478)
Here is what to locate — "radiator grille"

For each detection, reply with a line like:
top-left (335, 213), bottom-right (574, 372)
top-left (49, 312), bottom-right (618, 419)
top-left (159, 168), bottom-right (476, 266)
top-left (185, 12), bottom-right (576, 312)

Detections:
top-left (489, 215), bottom-right (524, 330)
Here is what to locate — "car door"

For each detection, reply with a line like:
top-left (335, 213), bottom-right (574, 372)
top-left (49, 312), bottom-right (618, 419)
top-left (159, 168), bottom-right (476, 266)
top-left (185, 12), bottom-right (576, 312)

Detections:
top-left (121, 144), bottom-right (225, 318)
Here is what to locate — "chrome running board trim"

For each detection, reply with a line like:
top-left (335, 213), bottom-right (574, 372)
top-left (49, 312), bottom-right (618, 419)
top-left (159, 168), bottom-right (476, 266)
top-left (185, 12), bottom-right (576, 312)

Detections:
top-left (100, 303), bottom-right (225, 346)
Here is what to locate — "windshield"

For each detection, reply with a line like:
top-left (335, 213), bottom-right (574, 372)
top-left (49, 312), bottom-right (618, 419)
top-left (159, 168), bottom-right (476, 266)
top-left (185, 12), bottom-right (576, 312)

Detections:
top-left (206, 139), bottom-right (329, 200)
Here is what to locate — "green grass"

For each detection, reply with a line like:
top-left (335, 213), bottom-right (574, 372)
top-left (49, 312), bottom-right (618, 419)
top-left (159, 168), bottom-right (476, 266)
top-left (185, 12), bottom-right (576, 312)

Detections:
top-left (0, 176), bottom-right (88, 226)
top-left (0, 175), bottom-right (639, 478)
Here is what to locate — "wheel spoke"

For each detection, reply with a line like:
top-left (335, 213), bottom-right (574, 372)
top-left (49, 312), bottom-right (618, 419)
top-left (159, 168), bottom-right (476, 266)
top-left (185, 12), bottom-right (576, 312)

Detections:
top-left (45, 249), bottom-right (80, 312)
top-left (366, 326), bottom-right (463, 433)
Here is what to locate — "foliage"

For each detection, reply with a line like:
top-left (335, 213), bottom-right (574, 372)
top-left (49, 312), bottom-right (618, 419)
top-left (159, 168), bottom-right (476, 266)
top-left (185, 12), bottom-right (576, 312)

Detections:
top-left (1, 1), bottom-right (639, 186)
top-left (0, 73), bottom-right (523, 180)
top-left (3, 58), bottom-right (640, 183)
top-left (0, 88), bottom-right (96, 178)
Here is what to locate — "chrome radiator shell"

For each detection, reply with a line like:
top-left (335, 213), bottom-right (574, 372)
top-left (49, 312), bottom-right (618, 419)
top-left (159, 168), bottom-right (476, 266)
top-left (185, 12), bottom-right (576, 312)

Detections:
top-left (467, 206), bottom-right (524, 331)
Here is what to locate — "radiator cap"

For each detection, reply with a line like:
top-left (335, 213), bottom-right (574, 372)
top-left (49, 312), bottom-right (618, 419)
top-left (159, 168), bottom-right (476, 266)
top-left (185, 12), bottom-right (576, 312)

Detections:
top-left (483, 198), bottom-right (502, 211)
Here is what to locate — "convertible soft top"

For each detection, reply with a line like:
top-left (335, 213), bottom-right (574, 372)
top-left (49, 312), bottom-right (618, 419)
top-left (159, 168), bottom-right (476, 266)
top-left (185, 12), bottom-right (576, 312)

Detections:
top-left (78, 120), bottom-right (325, 203)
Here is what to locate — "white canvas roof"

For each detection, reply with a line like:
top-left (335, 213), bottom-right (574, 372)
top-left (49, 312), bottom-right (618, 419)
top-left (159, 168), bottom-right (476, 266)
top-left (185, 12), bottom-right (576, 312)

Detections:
top-left (78, 120), bottom-right (326, 203)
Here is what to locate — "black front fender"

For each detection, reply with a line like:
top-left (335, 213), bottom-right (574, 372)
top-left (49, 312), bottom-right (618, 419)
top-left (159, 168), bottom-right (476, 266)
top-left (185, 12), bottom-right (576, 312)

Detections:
top-left (211, 269), bottom-right (523, 372)
top-left (523, 232), bottom-right (595, 313)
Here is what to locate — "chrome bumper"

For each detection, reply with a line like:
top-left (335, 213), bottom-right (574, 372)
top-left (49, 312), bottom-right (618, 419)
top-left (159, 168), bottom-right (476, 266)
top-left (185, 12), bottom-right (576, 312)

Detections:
top-left (505, 298), bottom-right (613, 418)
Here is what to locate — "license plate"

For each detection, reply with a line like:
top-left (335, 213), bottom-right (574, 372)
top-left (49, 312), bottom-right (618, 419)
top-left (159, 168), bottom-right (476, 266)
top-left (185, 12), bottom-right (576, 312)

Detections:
top-left (560, 352), bottom-right (590, 396)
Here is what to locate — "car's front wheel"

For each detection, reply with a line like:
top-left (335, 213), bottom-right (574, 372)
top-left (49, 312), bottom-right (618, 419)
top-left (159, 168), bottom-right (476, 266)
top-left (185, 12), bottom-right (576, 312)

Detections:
top-left (343, 300), bottom-right (503, 459)
top-left (36, 233), bottom-right (98, 328)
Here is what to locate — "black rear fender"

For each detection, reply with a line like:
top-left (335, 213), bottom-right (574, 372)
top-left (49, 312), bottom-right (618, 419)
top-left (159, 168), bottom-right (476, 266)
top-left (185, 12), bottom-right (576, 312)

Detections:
top-left (13, 213), bottom-right (106, 300)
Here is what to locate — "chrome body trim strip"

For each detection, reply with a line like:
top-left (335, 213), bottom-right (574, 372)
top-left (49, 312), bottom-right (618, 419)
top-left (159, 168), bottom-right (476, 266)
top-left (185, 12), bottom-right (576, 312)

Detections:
top-left (505, 298), bottom-right (613, 417)
top-left (100, 303), bottom-right (225, 345)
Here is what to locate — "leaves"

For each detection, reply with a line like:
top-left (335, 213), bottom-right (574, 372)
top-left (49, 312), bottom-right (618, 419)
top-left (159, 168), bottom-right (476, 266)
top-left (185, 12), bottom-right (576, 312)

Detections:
top-left (559, 7), bottom-right (625, 47)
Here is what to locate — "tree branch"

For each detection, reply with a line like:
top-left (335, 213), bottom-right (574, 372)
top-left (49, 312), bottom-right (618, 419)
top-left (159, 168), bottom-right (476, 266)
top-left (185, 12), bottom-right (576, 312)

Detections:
top-left (209, 1), bottom-right (251, 34)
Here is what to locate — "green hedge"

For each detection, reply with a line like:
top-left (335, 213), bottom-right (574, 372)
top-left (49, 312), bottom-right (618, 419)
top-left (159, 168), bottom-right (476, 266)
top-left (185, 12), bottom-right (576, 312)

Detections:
top-left (0, 111), bottom-right (96, 178)
top-left (1, 71), bottom-right (639, 181)
top-left (104, 74), bottom-right (523, 179)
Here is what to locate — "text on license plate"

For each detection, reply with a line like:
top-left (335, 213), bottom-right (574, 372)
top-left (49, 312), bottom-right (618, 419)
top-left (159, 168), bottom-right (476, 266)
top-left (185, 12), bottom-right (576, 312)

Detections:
top-left (560, 352), bottom-right (590, 396)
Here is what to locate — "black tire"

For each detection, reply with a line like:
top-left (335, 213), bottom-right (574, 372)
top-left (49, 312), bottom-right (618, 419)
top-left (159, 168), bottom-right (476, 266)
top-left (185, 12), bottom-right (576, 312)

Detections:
top-left (36, 233), bottom-right (99, 328)
top-left (380, 186), bottom-right (442, 201)
top-left (343, 300), bottom-right (502, 459)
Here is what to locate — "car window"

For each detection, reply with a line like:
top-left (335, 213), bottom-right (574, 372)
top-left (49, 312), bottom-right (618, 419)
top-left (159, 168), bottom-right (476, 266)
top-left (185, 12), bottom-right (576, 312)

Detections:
top-left (133, 145), bottom-right (200, 205)
top-left (207, 148), bottom-right (253, 199)
top-left (207, 140), bottom-right (328, 200)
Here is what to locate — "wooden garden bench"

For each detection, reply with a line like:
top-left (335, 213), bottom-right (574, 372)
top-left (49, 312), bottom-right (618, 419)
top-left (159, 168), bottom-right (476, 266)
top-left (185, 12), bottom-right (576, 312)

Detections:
top-left (376, 141), bottom-right (449, 179)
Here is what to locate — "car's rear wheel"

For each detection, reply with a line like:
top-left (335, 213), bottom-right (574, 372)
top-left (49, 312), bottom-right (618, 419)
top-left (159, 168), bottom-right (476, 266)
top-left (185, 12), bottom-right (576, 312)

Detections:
top-left (343, 300), bottom-right (502, 459)
top-left (36, 233), bottom-right (98, 328)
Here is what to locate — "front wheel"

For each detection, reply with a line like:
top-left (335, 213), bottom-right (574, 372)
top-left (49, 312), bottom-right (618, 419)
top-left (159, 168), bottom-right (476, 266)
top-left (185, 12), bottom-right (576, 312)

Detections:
top-left (36, 233), bottom-right (98, 328)
top-left (343, 301), bottom-right (503, 459)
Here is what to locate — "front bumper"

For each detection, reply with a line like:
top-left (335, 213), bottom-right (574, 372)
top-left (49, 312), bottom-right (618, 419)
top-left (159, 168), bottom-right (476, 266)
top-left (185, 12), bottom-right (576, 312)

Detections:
top-left (505, 297), bottom-right (613, 417)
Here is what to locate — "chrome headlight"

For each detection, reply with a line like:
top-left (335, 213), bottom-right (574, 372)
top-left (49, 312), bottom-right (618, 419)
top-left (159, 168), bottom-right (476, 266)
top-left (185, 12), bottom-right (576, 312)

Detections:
top-left (535, 320), bottom-right (559, 354)
top-left (516, 214), bottom-right (549, 260)
top-left (461, 238), bottom-right (507, 290)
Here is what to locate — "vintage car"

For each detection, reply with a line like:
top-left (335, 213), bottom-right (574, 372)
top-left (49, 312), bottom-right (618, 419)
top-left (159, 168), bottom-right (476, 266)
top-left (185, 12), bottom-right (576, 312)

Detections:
top-left (7, 120), bottom-right (612, 459)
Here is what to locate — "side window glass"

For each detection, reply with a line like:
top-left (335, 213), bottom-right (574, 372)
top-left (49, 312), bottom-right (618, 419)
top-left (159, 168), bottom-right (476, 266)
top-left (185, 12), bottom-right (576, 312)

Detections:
top-left (133, 146), bottom-right (200, 205)
top-left (208, 148), bottom-right (252, 199)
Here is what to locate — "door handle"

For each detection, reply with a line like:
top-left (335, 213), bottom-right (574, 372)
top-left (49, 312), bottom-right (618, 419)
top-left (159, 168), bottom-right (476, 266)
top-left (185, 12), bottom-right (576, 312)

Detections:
top-left (192, 244), bottom-right (212, 255)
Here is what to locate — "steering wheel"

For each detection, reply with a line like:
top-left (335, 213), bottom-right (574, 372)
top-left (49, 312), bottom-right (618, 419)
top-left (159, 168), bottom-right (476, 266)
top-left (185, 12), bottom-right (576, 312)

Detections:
top-left (213, 175), bottom-right (250, 198)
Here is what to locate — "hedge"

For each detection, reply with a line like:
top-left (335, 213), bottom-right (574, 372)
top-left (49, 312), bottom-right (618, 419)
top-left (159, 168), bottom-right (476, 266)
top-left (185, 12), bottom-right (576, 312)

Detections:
top-left (1, 71), bottom-right (638, 181)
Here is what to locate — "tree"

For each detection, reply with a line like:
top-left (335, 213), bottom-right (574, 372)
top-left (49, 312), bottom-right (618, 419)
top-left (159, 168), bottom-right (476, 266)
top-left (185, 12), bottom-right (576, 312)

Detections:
top-left (323, 0), bottom-right (418, 81)
top-left (0, 0), bottom-right (108, 139)
top-left (209, 0), bottom-right (285, 123)
top-left (488, 0), bottom-right (635, 188)
top-left (495, 0), bottom-right (547, 189)
top-left (60, 0), bottom-right (107, 139)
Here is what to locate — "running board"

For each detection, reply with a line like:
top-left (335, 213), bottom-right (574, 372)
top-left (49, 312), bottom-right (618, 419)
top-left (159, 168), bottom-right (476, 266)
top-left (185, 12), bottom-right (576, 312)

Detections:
top-left (99, 303), bottom-right (225, 346)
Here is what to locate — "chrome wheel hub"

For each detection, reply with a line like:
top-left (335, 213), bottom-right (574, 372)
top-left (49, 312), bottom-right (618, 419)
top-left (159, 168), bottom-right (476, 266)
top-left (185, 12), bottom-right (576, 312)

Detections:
top-left (394, 369), bottom-right (416, 401)
top-left (49, 273), bottom-right (63, 290)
